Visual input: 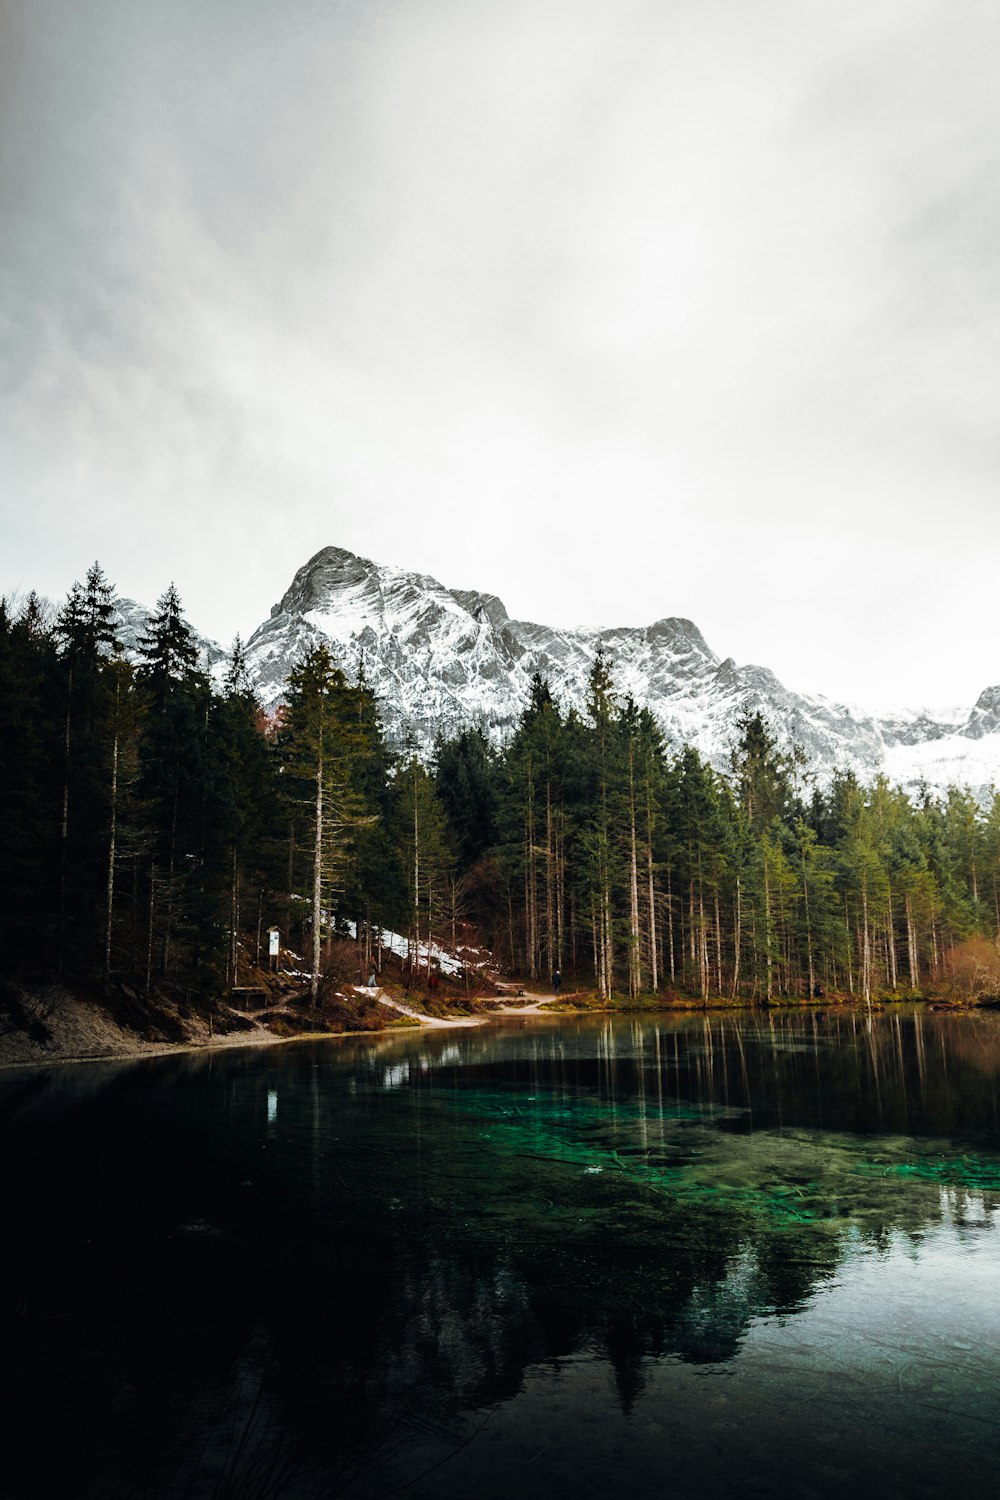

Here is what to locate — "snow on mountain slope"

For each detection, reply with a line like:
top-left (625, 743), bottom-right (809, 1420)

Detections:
top-left (884, 732), bottom-right (1000, 803)
top-left (240, 544), bottom-right (1000, 792)
top-left (247, 547), bottom-right (531, 746)
top-left (102, 543), bottom-right (993, 797)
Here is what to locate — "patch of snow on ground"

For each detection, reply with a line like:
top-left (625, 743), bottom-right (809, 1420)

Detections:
top-left (343, 921), bottom-right (466, 975)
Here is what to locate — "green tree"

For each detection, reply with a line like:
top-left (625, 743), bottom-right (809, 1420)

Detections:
top-left (136, 584), bottom-right (211, 986)
top-left (50, 565), bottom-right (129, 977)
top-left (393, 756), bottom-right (454, 979)
top-left (0, 595), bottom-right (60, 972)
top-left (278, 646), bottom-right (373, 1002)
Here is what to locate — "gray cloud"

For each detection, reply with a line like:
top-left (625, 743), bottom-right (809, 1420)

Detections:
top-left (3, 0), bottom-right (999, 710)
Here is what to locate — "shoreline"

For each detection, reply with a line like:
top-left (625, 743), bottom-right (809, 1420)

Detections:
top-left (0, 989), bottom-right (510, 1074)
top-left (0, 991), bottom-right (981, 1077)
top-left (0, 1010), bottom-right (492, 1076)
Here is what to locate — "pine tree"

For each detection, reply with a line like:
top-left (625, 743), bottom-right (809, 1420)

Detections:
top-left (435, 728), bottom-right (500, 867)
top-left (584, 651), bottom-right (619, 997)
top-left (0, 596), bottom-right (60, 971)
top-left (136, 585), bottom-right (210, 984)
top-left (278, 646), bottom-right (374, 1002)
top-left (51, 565), bottom-right (125, 976)
top-left (204, 636), bottom-right (281, 986)
top-left (393, 757), bottom-right (454, 982)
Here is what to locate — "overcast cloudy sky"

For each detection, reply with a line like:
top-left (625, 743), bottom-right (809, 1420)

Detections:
top-left (3, 0), bottom-right (999, 710)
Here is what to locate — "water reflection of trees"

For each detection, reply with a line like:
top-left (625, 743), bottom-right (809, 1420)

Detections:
top-left (2, 1011), bottom-right (1000, 1497)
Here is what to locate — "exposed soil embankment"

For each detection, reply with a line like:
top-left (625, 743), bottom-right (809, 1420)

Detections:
top-left (0, 972), bottom-right (493, 1071)
top-left (0, 980), bottom-right (272, 1070)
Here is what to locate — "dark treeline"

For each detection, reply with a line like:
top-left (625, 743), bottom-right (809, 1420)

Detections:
top-left (449, 664), bottom-right (1000, 1003)
top-left (3, 566), bottom-right (1000, 1003)
top-left (0, 567), bottom-right (421, 1001)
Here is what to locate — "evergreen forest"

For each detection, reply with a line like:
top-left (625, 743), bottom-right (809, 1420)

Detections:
top-left (4, 566), bottom-right (1000, 1012)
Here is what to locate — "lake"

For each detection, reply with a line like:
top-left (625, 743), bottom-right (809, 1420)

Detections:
top-left (2, 1008), bottom-right (1000, 1498)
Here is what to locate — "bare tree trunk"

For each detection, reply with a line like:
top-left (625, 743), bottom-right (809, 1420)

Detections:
top-left (645, 782), bottom-right (658, 992)
top-left (570, 889), bottom-right (577, 975)
top-left (591, 895), bottom-right (599, 994)
top-left (556, 811), bottom-right (565, 969)
top-left (628, 747), bottom-right (641, 998)
top-left (546, 781), bottom-right (555, 979)
top-left (522, 831), bottom-right (530, 976)
top-left (886, 888), bottom-right (897, 990)
top-left (801, 847), bottom-right (814, 1000)
top-left (311, 736), bottom-right (324, 1005)
top-left (145, 863), bottom-right (156, 998)
top-left (666, 868), bottom-right (676, 983)
top-left (607, 884), bottom-right (614, 998)
top-left (163, 788), bottom-right (178, 977)
top-left (861, 871), bottom-right (872, 1010)
top-left (699, 893), bottom-right (709, 1001)
top-left (58, 663), bottom-right (73, 977)
top-left (425, 872), bottom-right (434, 979)
top-left (732, 875), bottom-right (742, 998)
top-left (931, 914), bottom-right (939, 976)
top-left (763, 852), bottom-right (773, 1003)
top-left (229, 844), bottom-right (239, 989)
top-left (750, 899), bottom-right (760, 997)
top-left (412, 770), bottom-right (420, 979)
top-left (103, 676), bottom-right (120, 987)
top-left (526, 758), bottom-right (537, 980)
top-left (905, 894), bottom-right (918, 989)
top-left (713, 890), bottom-right (723, 994)
top-left (130, 855), bottom-right (139, 971)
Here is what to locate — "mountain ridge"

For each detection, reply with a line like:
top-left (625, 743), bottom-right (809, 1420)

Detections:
top-left (45, 545), bottom-right (994, 799)
top-left (234, 546), bottom-right (1000, 800)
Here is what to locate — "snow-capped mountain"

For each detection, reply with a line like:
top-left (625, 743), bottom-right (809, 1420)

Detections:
top-left (239, 546), bottom-right (1000, 800)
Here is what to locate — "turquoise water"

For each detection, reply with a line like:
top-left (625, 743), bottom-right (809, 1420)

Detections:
top-left (2, 1008), bottom-right (999, 1496)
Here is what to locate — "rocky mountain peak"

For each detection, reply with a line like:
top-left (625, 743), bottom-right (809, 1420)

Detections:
top-left (273, 546), bottom-right (378, 617)
top-left (965, 684), bottom-right (1000, 740)
top-left (645, 617), bottom-right (715, 656)
top-left (450, 589), bottom-right (510, 632)
top-left (228, 542), bottom-right (1000, 802)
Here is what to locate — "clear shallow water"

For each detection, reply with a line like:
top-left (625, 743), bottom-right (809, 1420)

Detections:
top-left (2, 1009), bottom-right (1000, 1498)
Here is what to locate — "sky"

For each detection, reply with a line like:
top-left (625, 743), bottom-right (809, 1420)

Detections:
top-left (3, 0), bottom-right (1000, 712)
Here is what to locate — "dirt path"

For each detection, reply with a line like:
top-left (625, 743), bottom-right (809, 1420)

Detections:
top-left (372, 991), bottom-right (486, 1029)
top-left (490, 991), bottom-right (560, 1015)
top-left (372, 988), bottom-right (567, 1025)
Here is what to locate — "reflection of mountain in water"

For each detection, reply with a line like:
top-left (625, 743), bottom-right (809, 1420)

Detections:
top-left (2, 1012), bottom-right (1000, 1497)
